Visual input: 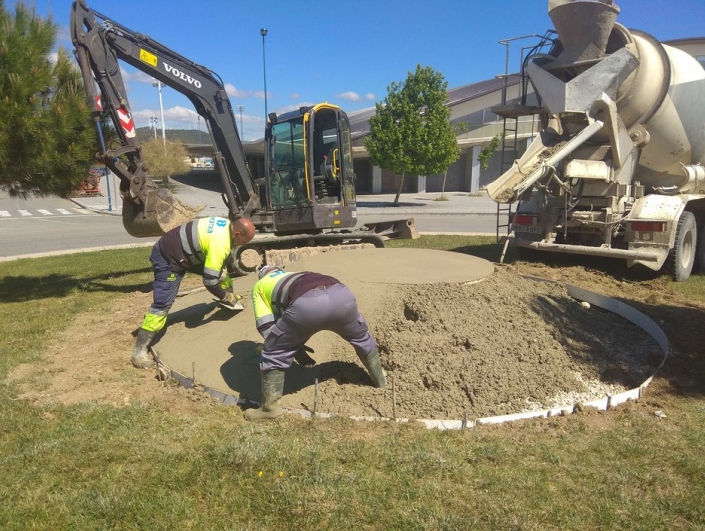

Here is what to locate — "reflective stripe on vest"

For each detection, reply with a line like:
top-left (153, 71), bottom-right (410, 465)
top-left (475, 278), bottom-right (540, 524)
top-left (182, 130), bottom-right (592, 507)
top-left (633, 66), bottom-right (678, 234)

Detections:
top-left (179, 221), bottom-right (205, 265)
top-left (271, 272), bottom-right (305, 316)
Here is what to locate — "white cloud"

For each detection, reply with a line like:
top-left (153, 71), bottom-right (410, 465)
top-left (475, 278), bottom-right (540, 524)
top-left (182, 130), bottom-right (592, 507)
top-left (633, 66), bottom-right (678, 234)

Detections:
top-left (225, 83), bottom-right (248, 99)
top-left (366, 93), bottom-right (376, 100)
top-left (132, 105), bottom-right (198, 128)
top-left (120, 66), bottom-right (156, 89)
top-left (164, 105), bottom-right (198, 121)
top-left (289, 92), bottom-right (299, 100)
top-left (274, 102), bottom-right (315, 115)
top-left (335, 91), bottom-right (361, 102)
top-left (56, 26), bottom-right (71, 46)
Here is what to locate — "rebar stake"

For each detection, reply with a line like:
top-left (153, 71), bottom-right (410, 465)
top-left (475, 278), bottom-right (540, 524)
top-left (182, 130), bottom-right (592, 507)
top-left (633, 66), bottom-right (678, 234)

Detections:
top-left (461, 411), bottom-right (467, 431)
top-left (312, 378), bottom-right (318, 419)
top-left (392, 375), bottom-right (397, 421)
top-left (192, 362), bottom-right (196, 386)
top-left (500, 238), bottom-right (510, 264)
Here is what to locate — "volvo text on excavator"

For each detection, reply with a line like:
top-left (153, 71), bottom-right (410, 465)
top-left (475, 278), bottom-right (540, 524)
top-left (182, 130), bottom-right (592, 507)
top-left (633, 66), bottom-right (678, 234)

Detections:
top-left (71, 0), bottom-right (417, 275)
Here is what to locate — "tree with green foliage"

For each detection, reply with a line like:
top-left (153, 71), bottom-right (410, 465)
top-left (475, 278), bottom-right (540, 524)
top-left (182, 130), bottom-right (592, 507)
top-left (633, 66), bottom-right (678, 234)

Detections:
top-left (437, 121), bottom-right (467, 200)
top-left (365, 64), bottom-right (459, 205)
top-left (478, 134), bottom-right (502, 171)
top-left (140, 138), bottom-right (191, 182)
top-left (0, 0), bottom-right (96, 198)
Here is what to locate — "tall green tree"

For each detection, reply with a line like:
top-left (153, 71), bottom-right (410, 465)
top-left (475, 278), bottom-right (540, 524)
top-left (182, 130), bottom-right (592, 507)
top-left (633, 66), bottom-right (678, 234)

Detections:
top-left (365, 64), bottom-right (459, 205)
top-left (0, 0), bottom-right (95, 197)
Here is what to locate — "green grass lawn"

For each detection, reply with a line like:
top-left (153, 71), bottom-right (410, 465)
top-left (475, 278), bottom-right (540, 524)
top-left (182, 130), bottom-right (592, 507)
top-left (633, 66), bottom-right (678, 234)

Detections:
top-left (1, 238), bottom-right (704, 530)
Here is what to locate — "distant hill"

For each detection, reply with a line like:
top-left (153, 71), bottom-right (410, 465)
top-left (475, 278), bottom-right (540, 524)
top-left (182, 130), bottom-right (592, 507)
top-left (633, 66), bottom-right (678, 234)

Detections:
top-left (135, 127), bottom-right (210, 145)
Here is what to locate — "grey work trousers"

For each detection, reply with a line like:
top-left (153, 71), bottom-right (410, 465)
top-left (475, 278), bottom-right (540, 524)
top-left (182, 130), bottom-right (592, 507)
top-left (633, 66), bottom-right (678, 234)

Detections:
top-left (260, 283), bottom-right (377, 371)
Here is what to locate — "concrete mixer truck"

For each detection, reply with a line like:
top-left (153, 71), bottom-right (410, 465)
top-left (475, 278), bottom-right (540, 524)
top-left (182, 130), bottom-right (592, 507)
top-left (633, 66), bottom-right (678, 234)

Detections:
top-left (487, 0), bottom-right (705, 281)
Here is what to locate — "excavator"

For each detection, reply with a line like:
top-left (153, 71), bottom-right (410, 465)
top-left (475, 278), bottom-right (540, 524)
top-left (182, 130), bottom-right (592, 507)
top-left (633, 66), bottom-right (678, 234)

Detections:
top-left (70, 0), bottom-right (417, 275)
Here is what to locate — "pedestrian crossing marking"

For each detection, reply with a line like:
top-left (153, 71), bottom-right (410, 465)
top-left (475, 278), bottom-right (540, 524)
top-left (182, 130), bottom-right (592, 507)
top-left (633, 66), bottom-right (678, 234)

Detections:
top-left (0, 208), bottom-right (98, 218)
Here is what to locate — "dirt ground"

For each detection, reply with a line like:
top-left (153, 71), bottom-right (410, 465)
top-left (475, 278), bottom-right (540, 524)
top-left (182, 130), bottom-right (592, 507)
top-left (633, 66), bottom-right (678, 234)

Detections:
top-left (10, 247), bottom-right (696, 425)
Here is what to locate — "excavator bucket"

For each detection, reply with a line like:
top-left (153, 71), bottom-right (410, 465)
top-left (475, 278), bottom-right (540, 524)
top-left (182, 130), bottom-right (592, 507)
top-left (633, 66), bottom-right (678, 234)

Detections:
top-left (122, 187), bottom-right (204, 237)
top-left (359, 218), bottom-right (420, 241)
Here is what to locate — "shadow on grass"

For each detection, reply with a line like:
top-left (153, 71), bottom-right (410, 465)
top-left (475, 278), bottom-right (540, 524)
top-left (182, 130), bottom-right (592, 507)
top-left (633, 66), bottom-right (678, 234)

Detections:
top-left (449, 242), bottom-right (506, 262)
top-left (0, 267), bottom-right (153, 303)
top-left (451, 242), bottom-right (667, 283)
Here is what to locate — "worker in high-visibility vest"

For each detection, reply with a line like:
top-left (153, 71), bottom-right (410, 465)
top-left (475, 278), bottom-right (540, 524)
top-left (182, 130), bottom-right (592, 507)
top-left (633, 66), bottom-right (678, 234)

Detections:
top-left (245, 264), bottom-right (386, 421)
top-left (131, 216), bottom-right (256, 369)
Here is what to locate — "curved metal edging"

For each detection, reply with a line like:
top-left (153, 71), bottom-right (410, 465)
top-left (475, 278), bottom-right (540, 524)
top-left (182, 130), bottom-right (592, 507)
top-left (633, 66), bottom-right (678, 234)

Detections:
top-left (156, 276), bottom-right (669, 430)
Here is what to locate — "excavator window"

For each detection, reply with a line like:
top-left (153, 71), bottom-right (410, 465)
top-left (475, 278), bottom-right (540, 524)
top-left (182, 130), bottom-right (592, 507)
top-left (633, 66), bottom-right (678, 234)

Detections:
top-left (269, 120), bottom-right (308, 209)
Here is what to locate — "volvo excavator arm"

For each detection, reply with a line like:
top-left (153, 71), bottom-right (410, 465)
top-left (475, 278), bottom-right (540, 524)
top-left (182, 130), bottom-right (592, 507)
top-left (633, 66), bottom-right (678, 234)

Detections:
top-left (71, 0), bottom-right (260, 236)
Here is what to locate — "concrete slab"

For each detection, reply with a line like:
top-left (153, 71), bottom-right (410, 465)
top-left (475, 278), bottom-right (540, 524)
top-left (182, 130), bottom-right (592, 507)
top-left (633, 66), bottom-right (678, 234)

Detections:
top-left (154, 248), bottom-right (494, 404)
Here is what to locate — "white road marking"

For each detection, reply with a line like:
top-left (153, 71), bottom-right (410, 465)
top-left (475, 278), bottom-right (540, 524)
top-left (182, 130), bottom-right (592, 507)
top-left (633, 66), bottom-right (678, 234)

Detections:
top-left (37, 209), bottom-right (52, 216)
top-left (57, 208), bottom-right (72, 215)
top-left (0, 211), bottom-right (9, 217)
top-left (18, 210), bottom-right (32, 216)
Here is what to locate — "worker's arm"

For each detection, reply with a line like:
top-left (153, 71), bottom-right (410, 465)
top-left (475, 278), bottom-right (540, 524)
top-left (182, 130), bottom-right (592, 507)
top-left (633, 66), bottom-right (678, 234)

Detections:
top-left (201, 220), bottom-right (233, 301)
top-left (252, 280), bottom-right (276, 338)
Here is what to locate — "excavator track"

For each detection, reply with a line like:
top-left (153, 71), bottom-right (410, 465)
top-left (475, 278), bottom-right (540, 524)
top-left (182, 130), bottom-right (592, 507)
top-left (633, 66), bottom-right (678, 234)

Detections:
top-left (230, 232), bottom-right (385, 276)
top-left (229, 218), bottom-right (419, 276)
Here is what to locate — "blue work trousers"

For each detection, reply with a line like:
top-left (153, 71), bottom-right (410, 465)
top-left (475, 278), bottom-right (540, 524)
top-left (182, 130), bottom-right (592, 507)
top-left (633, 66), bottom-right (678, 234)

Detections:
top-left (149, 243), bottom-right (185, 314)
top-left (261, 283), bottom-right (377, 371)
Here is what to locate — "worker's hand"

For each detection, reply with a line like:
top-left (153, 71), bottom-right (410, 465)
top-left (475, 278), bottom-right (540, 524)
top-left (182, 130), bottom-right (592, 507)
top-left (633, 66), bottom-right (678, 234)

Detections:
top-left (254, 343), bottom-right (263, 356)
top-left (217, 292), bottom-right (242, 310)
top-left (294, 345), bottom-right (316, 366)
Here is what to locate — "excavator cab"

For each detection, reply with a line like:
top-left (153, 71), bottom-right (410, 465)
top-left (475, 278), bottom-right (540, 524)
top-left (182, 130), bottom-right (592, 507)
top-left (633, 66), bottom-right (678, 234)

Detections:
top-left (264, 104), bottom-right (357, 235)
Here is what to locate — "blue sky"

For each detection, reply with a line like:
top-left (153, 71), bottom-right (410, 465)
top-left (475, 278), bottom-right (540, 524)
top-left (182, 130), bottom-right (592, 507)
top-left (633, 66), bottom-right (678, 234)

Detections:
top-left (39, 0), bottom-right (705, 140)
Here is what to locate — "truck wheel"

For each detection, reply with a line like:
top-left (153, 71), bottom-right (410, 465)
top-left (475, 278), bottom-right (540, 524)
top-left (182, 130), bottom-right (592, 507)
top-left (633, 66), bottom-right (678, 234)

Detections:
top-left (696, 215), bottom-right (705, 273)
top-left (666, 211), bottom-right (696, 282)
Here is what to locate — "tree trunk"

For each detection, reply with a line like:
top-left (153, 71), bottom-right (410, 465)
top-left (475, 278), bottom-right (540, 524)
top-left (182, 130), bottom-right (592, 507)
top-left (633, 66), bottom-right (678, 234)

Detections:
top-left (393, 172), bottom-right (405, 205)
top-left (440, 171), bottom-right (447, 199)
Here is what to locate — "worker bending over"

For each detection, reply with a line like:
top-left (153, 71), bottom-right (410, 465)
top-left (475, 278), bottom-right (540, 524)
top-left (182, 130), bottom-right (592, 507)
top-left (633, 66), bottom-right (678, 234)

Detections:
top-left (245, 265), bottom-right (386, 421)
top-left (132, 216), bottom-right (256, 369)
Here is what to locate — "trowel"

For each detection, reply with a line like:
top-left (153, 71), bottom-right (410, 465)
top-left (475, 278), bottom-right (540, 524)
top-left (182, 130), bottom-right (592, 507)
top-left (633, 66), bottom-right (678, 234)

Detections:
top-left (214, 294), bottom-right (245, 312)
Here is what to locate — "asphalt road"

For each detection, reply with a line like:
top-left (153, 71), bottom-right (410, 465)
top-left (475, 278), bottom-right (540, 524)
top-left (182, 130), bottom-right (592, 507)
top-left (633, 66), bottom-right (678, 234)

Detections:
top-left (0, 193), bottom-right (156, 259)
top-left (0, 192), bottom-right (498, 260)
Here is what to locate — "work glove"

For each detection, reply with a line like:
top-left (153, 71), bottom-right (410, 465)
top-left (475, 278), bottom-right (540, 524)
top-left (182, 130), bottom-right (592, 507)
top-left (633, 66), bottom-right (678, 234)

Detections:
top-left (217, 291), bottom-right (242, 310)
top-left (219, 275), bottom-right (233, 291)
top-left (294, 345), bottom-right (316, 366)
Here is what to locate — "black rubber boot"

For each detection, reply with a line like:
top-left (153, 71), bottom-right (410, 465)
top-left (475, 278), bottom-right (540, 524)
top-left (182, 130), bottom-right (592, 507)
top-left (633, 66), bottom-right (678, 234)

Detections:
top-left (359, 348), bottom-right (387, 388)
top-left (131, 328), bottom-right (156, 368)
top-left (244, 369), bottom-right (286, 421)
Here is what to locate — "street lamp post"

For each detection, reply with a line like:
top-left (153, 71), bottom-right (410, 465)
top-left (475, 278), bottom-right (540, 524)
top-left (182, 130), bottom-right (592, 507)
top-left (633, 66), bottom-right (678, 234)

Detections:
top-left (236, 105), bottom-right (245, 138)
top-left (260, 28), bottom-right (268, 122)
top-left (149, 116), bottom-right (158, 139)
top-left (152, 79), bottom-right (166, 146)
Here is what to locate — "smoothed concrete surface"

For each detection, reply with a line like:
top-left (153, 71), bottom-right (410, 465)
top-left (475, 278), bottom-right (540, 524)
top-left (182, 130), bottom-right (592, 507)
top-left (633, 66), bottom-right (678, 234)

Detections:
top-left (154, 248), bottom-right (494, 402)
